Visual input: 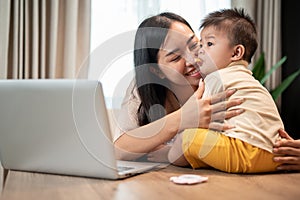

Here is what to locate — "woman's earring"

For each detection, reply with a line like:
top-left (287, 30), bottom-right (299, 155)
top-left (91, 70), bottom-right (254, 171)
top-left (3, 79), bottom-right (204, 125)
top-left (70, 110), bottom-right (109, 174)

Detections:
top-left (150, 67), bottom-right (166, 79)
top-left (157, 70), bottom-right (166, 79)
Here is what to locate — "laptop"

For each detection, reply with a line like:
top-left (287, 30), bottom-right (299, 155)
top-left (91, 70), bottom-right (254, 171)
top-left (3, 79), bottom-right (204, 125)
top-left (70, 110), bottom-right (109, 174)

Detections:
top-left (0, 79), bottom-right (164, 179)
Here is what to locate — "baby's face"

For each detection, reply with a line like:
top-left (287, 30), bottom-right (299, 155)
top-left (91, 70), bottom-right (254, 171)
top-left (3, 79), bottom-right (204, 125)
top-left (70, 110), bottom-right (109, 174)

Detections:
top-left (198, 26), bottom-right (235, 76)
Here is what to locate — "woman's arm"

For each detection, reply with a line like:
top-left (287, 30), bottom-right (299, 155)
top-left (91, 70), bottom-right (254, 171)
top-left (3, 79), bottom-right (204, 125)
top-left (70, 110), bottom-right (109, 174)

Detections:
top-left (115, 82), bottom-right (245, 161)
top-left (114, 110), bottom-right (181, 160)
top-left (273, 129), bottom-right (300, 171)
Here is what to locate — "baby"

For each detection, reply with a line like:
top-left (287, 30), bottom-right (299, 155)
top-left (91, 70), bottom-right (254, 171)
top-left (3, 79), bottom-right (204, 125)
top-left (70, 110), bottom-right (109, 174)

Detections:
top-left (168, 8), bottom-right (284, 173)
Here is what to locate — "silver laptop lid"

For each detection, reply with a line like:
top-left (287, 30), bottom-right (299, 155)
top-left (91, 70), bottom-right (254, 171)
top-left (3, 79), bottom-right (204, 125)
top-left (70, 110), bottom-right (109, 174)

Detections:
top-left (0, 79), bottom-right (120, 179)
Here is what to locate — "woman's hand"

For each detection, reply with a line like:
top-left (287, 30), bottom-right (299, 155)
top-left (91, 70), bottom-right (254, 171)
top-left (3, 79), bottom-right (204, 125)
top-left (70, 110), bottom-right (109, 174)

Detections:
top-left (273, 129), bottom-right (300, 171)
top-left (179, 79), bottom-right (245, 131)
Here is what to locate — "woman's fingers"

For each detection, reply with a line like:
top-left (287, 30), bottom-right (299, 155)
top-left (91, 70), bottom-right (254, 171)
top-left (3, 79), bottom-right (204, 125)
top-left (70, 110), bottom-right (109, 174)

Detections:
top-left (225, 108), bottom-right (245, 119)
top-left (226, 98), bottom-right (245, 110)
top-left (209, 108), bottom-right (245, 131)
top-left (273, 134), bottom-right (300, 171)
top-left (274, 155), bottom-right (300, 171)
top-left (274, 140), bottom-right (300, 149)
top-left (208, 122), bottom-right (235, 131)
top-left (277, 163), bottom-right (300, 171)
top-left (182, 88), bottom-right (243, 131)
top-left (194, 78), bottom-right (205, 99)
top-left (210, 98), bottom-right (244, 114)
top-left (211, 108), bottom-right (245, 122)
top-left (208, 122), bottom-right (225, 131)
top-left (206, 95), bottom-right (245, 130)
top-left (278, 129), bottom-right (294, 140)
top-left (273, 146), bottom-right (300, 156)
top-left (210, 88), bottom-right (237, 104)
top-left (274, 155), bottom-right (300, 164)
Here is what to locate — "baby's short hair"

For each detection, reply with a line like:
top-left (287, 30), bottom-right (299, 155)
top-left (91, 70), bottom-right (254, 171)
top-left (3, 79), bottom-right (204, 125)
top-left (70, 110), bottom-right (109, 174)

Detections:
top-left (200, 8), bottom-right (258, 63)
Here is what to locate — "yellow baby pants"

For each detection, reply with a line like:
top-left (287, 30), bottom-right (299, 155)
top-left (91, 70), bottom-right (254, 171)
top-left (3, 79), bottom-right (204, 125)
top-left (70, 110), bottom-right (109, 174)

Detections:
top-left (182, 128), bottom-right (280, 173)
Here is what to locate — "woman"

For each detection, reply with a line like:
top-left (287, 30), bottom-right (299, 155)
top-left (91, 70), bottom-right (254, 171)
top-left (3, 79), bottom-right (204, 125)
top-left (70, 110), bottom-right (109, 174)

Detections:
top-left (113, 12), bottom-right (244, 161)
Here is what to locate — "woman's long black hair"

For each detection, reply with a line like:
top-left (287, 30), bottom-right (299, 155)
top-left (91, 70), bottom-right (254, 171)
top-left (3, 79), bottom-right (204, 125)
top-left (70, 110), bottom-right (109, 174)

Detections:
top-left (134, 12), bottom-right (194, 126)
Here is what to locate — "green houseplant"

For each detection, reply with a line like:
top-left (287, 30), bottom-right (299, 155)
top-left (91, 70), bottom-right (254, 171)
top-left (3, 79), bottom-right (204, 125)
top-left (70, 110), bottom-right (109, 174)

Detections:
top-left (252, 52), bottom-right (300, 100)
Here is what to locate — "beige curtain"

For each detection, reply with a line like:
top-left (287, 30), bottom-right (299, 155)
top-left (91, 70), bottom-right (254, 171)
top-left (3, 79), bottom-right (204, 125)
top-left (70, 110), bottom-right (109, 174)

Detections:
top-left (231, 0), bottom-right (282, 91)
top-left (256, 0), bottom-right (282, 91)
top-left (0, 0), bottom-right (91, 79)
top-left (0, 0), bottom-right (91, 186)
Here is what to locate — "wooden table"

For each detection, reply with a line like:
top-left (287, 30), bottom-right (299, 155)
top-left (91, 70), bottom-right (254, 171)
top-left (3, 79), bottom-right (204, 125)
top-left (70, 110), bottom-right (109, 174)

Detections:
top-left (1, 165), bottom-right (300, 200)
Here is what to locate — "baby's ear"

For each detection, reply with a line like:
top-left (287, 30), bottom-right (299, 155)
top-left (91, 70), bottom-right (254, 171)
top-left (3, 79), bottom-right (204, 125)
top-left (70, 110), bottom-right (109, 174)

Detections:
top-left (231, 45), bottom-right (245, 61)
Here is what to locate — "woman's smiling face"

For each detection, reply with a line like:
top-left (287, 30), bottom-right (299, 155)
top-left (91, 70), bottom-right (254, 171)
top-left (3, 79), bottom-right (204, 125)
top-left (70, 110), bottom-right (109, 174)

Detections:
top-left (157, 21), bottom-right (202, 88)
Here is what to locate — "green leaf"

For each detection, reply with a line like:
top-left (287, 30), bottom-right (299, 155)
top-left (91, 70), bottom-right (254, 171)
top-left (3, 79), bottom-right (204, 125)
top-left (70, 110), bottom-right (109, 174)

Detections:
top-left (271, 68), bottom-right (300, 100)
top-left (252, 53), bottom-right (265, 81)
top-left (260, 56), bottom-right (287, 85)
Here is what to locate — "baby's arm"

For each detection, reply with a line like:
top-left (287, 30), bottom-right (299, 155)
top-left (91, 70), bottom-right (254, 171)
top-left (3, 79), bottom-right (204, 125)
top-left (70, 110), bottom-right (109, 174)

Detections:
top-left (168, 133), bottom-right (190, 166)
